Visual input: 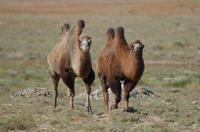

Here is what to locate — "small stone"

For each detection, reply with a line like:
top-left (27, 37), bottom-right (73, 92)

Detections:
top-left (192, 100), bottom-right (198, 104)
top-left (12, 87), bottom-right (52, 98)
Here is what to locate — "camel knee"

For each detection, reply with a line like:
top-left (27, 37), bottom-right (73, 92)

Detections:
top-left (124, 92), bottom-right (130, 101)
top-left (49, 71), bottom-right (60, 84)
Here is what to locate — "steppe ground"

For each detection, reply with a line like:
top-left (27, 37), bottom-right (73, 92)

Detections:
top-left (0, 0), bottom-right (200, 131)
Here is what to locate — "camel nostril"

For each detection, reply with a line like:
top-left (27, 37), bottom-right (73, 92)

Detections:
top-left (81, 43), bottom-right (90, 51)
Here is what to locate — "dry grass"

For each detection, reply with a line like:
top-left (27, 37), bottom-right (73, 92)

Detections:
top-left (0, 0), bottom-right (200, 131)
top-left (0, 0), bottom-right (200, 16)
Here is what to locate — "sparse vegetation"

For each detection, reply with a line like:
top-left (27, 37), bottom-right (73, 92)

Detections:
top-left (0, 0), bottom-right (200, 131)
top-left (0, 113), bottom-right (36, 131)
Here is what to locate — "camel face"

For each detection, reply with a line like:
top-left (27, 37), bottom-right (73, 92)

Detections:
top-left (79, 36), bottom-right (92, 52)
top-left (130, 40), bottom-right (144, 57)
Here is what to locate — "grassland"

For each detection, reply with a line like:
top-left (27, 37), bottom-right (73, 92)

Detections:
top-left (0, 0), bottom-right (200, 131)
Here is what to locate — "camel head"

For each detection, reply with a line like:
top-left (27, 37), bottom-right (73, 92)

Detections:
top-left (130, 40), bottom-right (144, 58)
top-left (79, 35), bottom-right (92, 52)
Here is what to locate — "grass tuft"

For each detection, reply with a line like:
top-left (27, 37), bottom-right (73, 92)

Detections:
top-left (0, 114), bottom-right (36, 131)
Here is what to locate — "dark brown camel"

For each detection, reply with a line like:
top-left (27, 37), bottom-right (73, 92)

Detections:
top-left (97, 27), bottom-right (144, 111)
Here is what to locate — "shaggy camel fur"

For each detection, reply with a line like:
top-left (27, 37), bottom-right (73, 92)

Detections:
top-left (47, 20), bottom-right (95, 113)
top-left (97, 27), bottom-right (144, 111)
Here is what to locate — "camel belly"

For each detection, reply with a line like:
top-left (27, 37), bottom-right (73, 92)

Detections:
top-left (71, 59), bottom-right (91, 78)
top-left (126, 65), bottom-right (144, 81)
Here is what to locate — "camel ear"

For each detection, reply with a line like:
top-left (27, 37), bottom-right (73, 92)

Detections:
top-left (77, 19), bottom-right (85, 35)
top-left (87, 37), bottom-right (92, 45)
top-left (116, 26), bottom-right (124, 38)
top-left (141, 44), bottom-right (144, 49)
top-left (129, 43), bottom-right (134, 50)
top-left (107, 27), bottom-right (115, 39)
top-left (135, 40), bottom-right (144, 49)
top-left (135, 40), bottom-right (141, 44)
top-left (61, 23), bottom-right (70, 33)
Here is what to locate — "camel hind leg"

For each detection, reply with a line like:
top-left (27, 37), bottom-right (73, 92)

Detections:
top-left (61, 72), bottom-right (75, 110)
top-left (109, 78), bottom-right (121, 110)
top-left (123, 79), bottom-right (137, 111)
top-left (83, 69), bottom-right (95, 114)
top-left (49, 70), bottom-right (60, 108)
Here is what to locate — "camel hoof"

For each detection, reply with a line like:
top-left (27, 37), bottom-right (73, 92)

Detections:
top-left (122, 107), bottom-right (137, 113)
top-left (122, 109), bottom-right (129, 112)
top-left (110, 105), bottom-right (118, 110)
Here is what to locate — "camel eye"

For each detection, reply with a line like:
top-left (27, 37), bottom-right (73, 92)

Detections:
top-left (79, 38), bottom-right (83, 42)
top-left (87, 39), bottom-right (91, 44)
top-left (141, 44), bottom-right (144, 49)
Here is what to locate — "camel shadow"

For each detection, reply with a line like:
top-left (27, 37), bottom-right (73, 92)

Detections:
top-left (123, 107), bottom-right (138, 113)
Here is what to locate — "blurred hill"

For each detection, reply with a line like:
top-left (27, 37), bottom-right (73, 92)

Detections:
top-left (0, 0), bottom-right (199, 16)
top-left (0, 0), bottom-right (173, 4)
